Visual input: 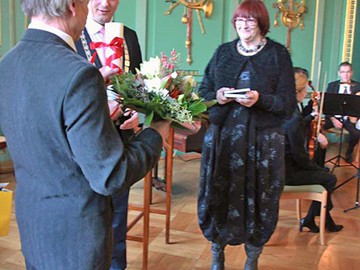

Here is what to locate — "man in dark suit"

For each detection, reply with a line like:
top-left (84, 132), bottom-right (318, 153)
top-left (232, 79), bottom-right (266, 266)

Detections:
top-left (0, 0), bottom-right (168, 269)
top-left (324, 61), bottom-right (360, 162)
top-left (75, 1), bottom-right (143, 269)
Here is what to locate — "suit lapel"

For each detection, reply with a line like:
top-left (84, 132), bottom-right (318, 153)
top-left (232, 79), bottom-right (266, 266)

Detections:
top-left (83, 29), bottom-right (102, 69)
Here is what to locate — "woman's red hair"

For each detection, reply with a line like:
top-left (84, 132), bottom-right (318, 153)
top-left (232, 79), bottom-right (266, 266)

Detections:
top-left (232, 0), bottom-right (270, 36)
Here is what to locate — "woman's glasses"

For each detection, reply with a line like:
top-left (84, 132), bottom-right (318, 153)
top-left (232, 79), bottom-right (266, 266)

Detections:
top-left (235, 17), bottom-right (257, 27)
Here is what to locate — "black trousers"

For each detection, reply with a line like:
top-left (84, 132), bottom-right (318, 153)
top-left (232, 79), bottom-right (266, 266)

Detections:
top-left (286, 168), bottom-right (337, 218)
top-left (324, 117), bottom-right (360, 155)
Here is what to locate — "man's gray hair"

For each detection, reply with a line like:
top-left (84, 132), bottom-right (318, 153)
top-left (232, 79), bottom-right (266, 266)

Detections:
top-left (20, 0), bottom-right (84, 18)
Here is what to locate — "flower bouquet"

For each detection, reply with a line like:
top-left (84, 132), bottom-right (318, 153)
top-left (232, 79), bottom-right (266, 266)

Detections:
top-left (110, 50), bottom-right (215, 128)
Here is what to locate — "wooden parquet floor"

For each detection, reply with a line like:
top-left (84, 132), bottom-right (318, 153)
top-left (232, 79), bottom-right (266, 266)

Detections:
top-left (1, 145), bottom-right (360, 270)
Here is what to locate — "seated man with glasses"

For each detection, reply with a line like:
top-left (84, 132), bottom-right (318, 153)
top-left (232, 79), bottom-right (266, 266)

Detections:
top-left (323, 61), bottom-right (360, 162)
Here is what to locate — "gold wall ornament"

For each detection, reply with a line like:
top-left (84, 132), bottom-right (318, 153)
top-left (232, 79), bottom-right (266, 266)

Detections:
top-left (164, 0), bottom-right (213, 65)
top-left (273, 0), bottom-right (308, 50)
top-left (342, 0), bottom-right (357, 62)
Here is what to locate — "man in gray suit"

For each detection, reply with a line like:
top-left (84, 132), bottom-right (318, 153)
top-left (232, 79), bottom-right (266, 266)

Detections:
top-left (0, 0), bottom-right (168, 269)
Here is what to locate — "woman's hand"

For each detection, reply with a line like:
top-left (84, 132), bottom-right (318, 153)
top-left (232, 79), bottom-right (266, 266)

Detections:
top-left (235, 90), bottom-right (259, 107)
top-left (216, 87), bottom-right (234, 105)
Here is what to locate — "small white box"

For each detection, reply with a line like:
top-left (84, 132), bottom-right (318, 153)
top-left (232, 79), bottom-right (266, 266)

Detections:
top-left (224, 88), bottom-right (250, 98)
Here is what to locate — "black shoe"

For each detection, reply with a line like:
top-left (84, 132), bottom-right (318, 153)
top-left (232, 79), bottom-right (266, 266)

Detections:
top-left (326, 223), bottom-right (344, 232)
top-left (299, 218), bottom-right (320, 233)
top-left (345, 154), bottom-right (353, 163)
top-left (151, 177), bottom-right (166, 192)
top-left (345, 148), bottom-right (353, 163)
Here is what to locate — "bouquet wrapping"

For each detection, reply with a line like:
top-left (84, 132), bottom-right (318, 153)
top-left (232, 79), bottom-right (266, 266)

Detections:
top-left (110, 50), bottom-right (215, 127)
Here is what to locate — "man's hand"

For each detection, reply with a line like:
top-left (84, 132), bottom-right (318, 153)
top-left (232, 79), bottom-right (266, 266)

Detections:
top-left (108, 100), bottom-right (123, 120)
top-left (317, 133), bottom-right (328, 149)
top-left (120, 109), bottom-right (139, 130)
top-left (150, 120), bottom-right (171, 149)
top-left (99, 67), bottom-right (119, 83)
top-left (331, 117), bottom-right (343, 129)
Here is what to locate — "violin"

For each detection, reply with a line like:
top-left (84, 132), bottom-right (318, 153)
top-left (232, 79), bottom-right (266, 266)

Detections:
top-left (307, 74), bottom-right (327, 160)
top-left (308, 81), bottom-right (320, 159)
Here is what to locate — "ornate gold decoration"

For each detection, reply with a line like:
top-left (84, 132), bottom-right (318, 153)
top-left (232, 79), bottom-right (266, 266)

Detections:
top-left (273, 0), bottom-right (308, 50)
top-left (342, 0), bottom-right (357, 62)
top-left (164, 0), bottom-right (213, 65)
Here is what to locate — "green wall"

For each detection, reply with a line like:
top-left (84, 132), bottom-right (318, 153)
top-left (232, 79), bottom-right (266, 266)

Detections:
top-left (115, 0), bottom-right (239, 81)
top-left (0, 0), bottom-right (27, 58)
top-left (0, 0), bottom-right (356, 85)
top-left (113, 0), bottom-right (351, 87)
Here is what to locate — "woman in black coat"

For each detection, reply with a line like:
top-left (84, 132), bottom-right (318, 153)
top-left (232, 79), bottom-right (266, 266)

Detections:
top-left (197, 1), bottom-right (296, 269)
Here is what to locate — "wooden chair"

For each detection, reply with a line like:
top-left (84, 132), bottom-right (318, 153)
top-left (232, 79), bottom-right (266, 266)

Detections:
top-left (0, 136), bottom-right (6, 150)
top-left (281, 184), bottom-right (328, 245)
top-left (0, 136), bottom-right (13, 175)
top-left (126, 129), bottom-right (175, 270)
top-left (127, 172), bottom-right (152, 270)
top-left (149, 128), bottom-right (174, 244)
top-left (0, 136), bottom-right (5, 175)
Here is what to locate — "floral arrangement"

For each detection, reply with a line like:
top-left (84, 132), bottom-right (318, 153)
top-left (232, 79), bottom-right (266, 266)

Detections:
top-left (110, 49), bottom-right (214, 127)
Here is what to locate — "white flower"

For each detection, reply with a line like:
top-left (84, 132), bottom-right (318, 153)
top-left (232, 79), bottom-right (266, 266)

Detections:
top-left (144, 77), bottom-right (162, 91)
top-left (191, 92), bottom-right (199, 100)
top-left (170, 72), bottom-right (178, 79)
top-left (140, 56), bottom-right (161, 78)
top-left (182, 75), bottom-right (196, 88)
top-left (144, 78), bottom-right (169, 99)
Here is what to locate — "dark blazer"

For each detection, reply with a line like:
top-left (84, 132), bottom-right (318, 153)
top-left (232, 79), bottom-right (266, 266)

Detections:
top-left (75, 25), bottom-right (142, 141)
top-left (326, 79), bottom-right (360, 94)
top-left (324, 79), bottom-right (360, 124)
top-left (0, 29), bottom-right (162, 270)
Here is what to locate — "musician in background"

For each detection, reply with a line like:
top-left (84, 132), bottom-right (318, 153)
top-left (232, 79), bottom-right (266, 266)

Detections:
top-left (323, 61), bottom-right (360, 162)
top-left (293, 67), bottom-right (328, 167)
top-left (284, 69), bottom-right (344, 233)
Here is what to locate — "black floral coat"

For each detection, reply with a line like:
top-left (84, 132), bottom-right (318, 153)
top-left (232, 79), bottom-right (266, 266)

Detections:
top-left (198, 38), bottom-right (296, 246)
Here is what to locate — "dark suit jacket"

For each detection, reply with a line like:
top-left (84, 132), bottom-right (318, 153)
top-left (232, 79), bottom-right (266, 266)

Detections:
top-left (326, 79), bottom-right (360, 94)
top-left (0, 29), bottom-right (162, 269)
top-left (75, 26), bottom-right (142, 74)
top-left (75, 25), bottom-right (142, 141)
top-left (284, 109), bottom-right (325, 179)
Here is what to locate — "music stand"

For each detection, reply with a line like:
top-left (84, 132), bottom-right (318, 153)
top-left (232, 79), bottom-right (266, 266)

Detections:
top-left (323, 93), bottom-right (360, 169)
top-left (323, 93), bottom-right (360, 212)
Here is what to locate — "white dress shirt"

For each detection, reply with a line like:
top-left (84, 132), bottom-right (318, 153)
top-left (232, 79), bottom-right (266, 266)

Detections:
top-left (338, 83), bottom-right (351, 94)
top-left (28, 20), bottom-right (76, 52)
top-left (85, 17), bottom-right (107, 66)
